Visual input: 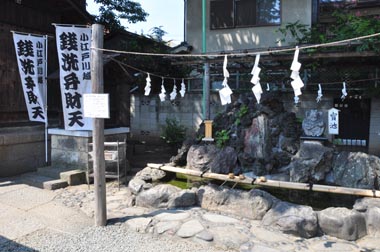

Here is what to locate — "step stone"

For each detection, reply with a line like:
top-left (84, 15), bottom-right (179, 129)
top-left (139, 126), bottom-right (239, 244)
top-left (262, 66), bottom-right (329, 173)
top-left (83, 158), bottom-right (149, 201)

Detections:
top-left (43, 179), bottom-right (69, 190)
top-left (60, 170), bottom-right (86, 186)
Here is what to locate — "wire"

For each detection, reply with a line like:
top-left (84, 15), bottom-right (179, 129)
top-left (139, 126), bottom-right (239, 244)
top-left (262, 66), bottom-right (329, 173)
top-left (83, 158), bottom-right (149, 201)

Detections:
top-left (111, 58), bottom-right (203, 80)
top-left (92, 32), bottom-right (380, 58)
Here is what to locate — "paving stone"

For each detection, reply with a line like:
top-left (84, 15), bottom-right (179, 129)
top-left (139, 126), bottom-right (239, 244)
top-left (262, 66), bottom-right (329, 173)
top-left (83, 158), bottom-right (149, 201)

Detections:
top-left (356, 236), bottom-right (380, 251)
top-left (209, 226), bottom-right (250, 250)
top-left (126, 217), bottom-right (152, 233)
top-left (154, 211), bottom-right (191, 222)
top-left (176, 219), bottom-right (204, 238)
top-left (195, 230), bottom-right (214, 242)
top-left (155, 221), bottom-right (181, 234)
top-left (251, 226), bottom-right (291, 243)
top-left (202, 213), bottom-right (240, 224)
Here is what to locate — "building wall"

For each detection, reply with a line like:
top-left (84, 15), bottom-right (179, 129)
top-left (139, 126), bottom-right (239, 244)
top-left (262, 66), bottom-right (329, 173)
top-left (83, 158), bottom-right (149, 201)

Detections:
top-left (186, 0), bottom-right (312, 53)
top-left (130, 93), bottom-right (225, 142)
top-left (0, 125), bottom-right (48, 177)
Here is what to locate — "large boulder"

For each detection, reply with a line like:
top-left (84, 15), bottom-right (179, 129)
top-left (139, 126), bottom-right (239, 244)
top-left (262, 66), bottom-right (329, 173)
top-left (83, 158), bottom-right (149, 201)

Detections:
top-left (135, 184), bottom-right (196, 209)
top-left (331, 152), bottom-right (380, 189)
top-left (288, 141), bottom-right (334, 183)
top-left (187, 145), bottom-right (237, 174)
top-left (318, 207), bottom-right (367, 241)
top-left (354, 198), bottom-right (380, 237)
top-left (197, 184), bottom-right (278, 220)
top-left (261, 201), bottom-right (318, 238)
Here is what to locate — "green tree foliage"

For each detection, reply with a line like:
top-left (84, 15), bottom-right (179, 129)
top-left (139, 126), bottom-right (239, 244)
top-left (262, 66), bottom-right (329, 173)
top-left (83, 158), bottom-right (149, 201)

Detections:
top-left (276, 11), bottom-right (380, 52)
top-left (92, 0), bottom-right (148, 32)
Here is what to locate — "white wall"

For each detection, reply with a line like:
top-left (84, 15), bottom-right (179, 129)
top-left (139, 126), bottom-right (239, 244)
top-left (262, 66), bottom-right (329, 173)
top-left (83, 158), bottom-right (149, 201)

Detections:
top-left (186, 0), bottom-right (312, 53)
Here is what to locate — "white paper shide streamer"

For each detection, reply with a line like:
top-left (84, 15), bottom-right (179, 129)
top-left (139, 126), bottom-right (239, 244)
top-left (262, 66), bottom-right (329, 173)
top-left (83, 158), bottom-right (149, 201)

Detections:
top-left (341, 82), bottom-right (347, 100)
top-left (290, 46), bottom-right (304, 104)
top-left (250, 54), bottom-right (262, 104)
top-left (170, 79), bottom-right (177, 101)
top-left (144, 73), bottom-right (151, 96)
top-left (316, 84), bottom-right (323, 103)
top-left (180, 79), bottom-right (186, 97)
top-left (219, 55), bottom-right (233, 105)
top-left (159, 78), bottom-right (166, 102)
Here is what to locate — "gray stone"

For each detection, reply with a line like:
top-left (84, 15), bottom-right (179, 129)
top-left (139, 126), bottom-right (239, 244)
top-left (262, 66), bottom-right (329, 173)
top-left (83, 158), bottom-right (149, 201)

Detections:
top-left (154, 211), bottom-right (191, 222)
top-left (209, 226), bottom-right (250, 250)
top-left (125, 217), bottom-right (152, 233)
top-left (262, 201), bottom-right (318, 238)
top-left (318, 207), bottom-right (367, 241)
top-left (288, 141), bottom-right (333, 183)
top-left (176, 219), bottom-right (204, 238)
top-left (155, 221), bottom-right (181, 234)
top-left (128, 178), bottom-right (146, 194)
top-left (43, 179), bottom-right (69, 190)
top-left (60, 170), bottom-right (86, 186)
top-left (302, 109), bottom-right (325, 137)
top-left (197, 184), bottom-right (277, 220)
top-left (187, 145), bottom-right (237, 174)
top-left (365, 207), bottom-right (380, 237)
top-left (135, 184), bottom-right (195, 209)
top-left (332, 151), bottom-right (380, 189)
top-left (135, 167), bottom-right (167, 182)
top-left (195, 230), bottom-right (214, 242)
top-left (202, 213), bottom-right (240, 224)
top-left (167, 189), bottom-right (197, 208)
top-left (353, 197), bottom-right (380, 212)
top-left (187, 145), bottom-right (219, 172)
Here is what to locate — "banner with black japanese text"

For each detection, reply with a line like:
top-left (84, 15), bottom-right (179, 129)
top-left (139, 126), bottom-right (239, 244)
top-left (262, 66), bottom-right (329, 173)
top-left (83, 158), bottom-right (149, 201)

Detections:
top-left (55, 25), bottom-right (92, 130)
top-left (13, 33), bottom-right (47, 122)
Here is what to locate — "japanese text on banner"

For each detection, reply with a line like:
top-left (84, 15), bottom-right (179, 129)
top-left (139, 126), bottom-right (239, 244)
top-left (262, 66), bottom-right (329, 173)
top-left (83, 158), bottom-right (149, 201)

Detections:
top-left (55, 26), bottom-right (92, 130)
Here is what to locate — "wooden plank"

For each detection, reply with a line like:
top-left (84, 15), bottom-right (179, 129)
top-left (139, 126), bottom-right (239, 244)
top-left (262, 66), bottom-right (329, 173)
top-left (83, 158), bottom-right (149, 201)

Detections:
top-left (147, 163), bottom-right (380, 198)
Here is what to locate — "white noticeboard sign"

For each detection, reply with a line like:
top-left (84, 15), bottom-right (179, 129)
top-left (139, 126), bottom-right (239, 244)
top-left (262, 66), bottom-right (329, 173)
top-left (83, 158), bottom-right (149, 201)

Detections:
top-left (328, 108), bottom-right (339, 135)
top-left (83, 93), bottom-right (110, 119)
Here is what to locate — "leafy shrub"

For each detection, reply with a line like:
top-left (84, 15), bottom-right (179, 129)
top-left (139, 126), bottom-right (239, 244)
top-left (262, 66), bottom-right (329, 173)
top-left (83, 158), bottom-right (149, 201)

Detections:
top-left (160, 117), bottom-right (187, 146)
top-left (215, 129), bottom-right (230, 148)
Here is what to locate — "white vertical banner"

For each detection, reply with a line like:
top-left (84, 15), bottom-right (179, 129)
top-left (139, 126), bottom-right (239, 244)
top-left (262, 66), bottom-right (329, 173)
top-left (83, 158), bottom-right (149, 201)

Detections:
top-left (55, 25), bottom-right (92, 130)
top-left (13, 33), bottom-right (47, 122)
top-left (328, 108), bottom-right (339, 135)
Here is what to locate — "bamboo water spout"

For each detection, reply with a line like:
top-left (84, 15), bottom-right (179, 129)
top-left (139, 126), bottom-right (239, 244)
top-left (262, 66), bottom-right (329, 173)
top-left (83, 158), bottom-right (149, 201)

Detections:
top-left (147, 163), bottom-right (380, 198)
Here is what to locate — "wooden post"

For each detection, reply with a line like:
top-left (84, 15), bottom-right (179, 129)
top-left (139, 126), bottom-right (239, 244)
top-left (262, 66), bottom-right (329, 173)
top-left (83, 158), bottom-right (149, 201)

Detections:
top-left (202, 120), bottom-right (214, 141)
top-left (91, 24), bottom-right (107, 226)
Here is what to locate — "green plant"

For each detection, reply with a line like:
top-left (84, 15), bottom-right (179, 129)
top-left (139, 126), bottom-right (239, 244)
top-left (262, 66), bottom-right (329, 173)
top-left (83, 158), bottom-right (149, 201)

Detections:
top-left (160, 117), bottom-right (187, 146)
top-left (214, 129), bottom-right (230, 148)
top-left (234, 105), bottom-right (249, 125)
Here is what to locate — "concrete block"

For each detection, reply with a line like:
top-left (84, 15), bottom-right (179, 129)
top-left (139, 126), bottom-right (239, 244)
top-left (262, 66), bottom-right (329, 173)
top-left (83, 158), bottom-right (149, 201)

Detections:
top-left (43, 179), bottom-right (69, 190)
top-left (60, 170), bottom-right (86, 186)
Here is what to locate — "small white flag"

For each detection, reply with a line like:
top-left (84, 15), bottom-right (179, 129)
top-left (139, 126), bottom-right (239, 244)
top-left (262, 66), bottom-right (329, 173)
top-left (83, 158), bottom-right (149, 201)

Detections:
top-left (180, 79), bottom-right (186, 97)
top-left (159, 78), bottom-right (166, 102)
top-left (267, 83), bottom-right (270, 91)
top-left (223, 55), bottom-right (230, 78)
top-left (316, 84), bottom-right (323, 103)
top-left (170, 80), bottom-right (177, 101)
top-left (341, 82), bottom-right (347, 100)
top-left (144, 73), bottom-right (151, 96)
top-left (252, 83), bottom-right (263, 104)
top-left (219, 78), bottom-right (233, 105)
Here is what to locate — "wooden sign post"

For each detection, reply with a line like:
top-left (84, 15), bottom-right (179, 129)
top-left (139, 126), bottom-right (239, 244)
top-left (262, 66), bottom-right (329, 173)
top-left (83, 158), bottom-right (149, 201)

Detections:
top-left (91, 24), bottom-right (107, 226)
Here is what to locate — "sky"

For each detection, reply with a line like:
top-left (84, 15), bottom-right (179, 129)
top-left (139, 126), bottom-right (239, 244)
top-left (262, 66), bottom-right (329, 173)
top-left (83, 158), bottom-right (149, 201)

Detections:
top-left (86, 0), bottom-right (184, 45)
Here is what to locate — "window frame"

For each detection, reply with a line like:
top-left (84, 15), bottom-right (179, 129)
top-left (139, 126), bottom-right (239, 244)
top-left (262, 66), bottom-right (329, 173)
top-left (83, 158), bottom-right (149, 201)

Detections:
top-left (210, 0), bottom-right (282, 30)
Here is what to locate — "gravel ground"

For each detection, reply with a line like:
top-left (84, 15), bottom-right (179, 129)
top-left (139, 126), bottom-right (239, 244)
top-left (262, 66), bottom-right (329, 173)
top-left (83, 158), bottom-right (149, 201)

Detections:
top-left (3, 224), bottom-right (236, 252)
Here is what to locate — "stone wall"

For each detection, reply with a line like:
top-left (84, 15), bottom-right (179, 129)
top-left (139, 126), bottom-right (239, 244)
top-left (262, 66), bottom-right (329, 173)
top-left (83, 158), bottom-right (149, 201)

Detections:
top-left (0, 125), bottom-right (48, 177)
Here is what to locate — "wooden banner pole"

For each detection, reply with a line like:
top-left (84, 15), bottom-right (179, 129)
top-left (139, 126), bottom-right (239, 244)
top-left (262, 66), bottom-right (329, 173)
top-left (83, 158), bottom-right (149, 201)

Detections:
top-left (91, 24), bottom-right (107, 226)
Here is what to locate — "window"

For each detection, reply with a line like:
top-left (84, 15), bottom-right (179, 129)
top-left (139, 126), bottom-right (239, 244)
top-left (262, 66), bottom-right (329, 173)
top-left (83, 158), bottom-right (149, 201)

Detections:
top-left (210, 0), bottom-right (281, 29)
